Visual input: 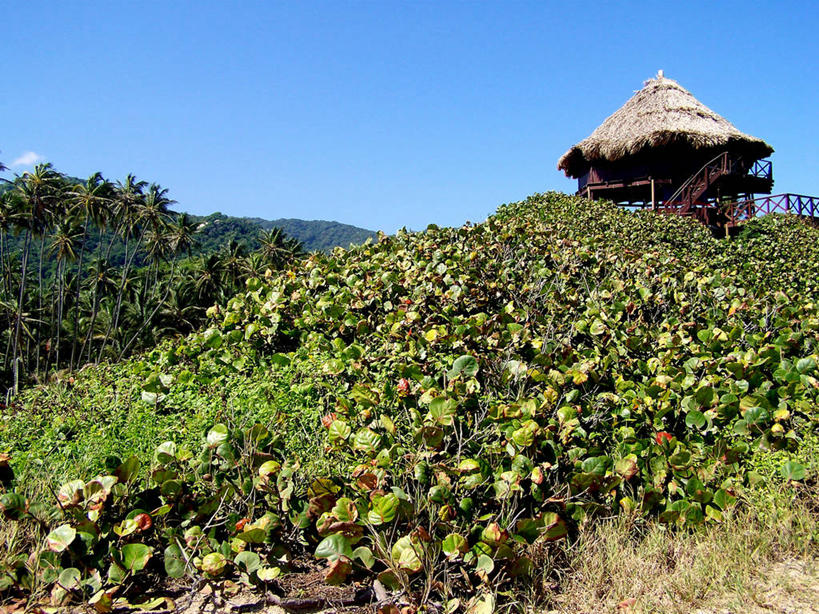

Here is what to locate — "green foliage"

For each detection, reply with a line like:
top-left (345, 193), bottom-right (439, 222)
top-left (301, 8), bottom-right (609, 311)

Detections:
top-left (201, 213), bottom-right (377, 253)
top-left (1, 192), bottom-right (818, 608)
top-left (0, 165), bottom-right (305, 395)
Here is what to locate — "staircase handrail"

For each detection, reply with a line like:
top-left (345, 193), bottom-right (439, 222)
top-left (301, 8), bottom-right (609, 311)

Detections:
top-left (664, 151), bottom-right (730, 206)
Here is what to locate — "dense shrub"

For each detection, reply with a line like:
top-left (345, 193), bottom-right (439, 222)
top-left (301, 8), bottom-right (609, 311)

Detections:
top-left (1, 193), bottom-right (816, 608)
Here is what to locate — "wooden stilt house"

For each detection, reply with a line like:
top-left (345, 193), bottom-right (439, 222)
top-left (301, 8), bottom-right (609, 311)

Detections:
top-left (556, 72), bottom-right (818, 228)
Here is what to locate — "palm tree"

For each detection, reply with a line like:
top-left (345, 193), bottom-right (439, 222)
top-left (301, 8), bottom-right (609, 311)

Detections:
top-left (119, 214), bottom-right (194, 360)
top-left (193, 253), bottom-right (225, 303)
top-left (242, 251), bottom-right (269, 279)
top-left (142, 227), bottom-right (172, 294)
top-left (138, 184), bottom-right (174, 233)
top-left (218, 239), bottom-right (248, 292)
top-left (47, 220), bottom-right (80, 371)
top-left (8, 164), bottom-right (61, 393)
top-left (168, 213), bottom-right (198, 257)
top-left (68, 173), bottom-right (111, 368)
top-left (98, 176), bottom-right (148, 361)
top-left (105, 174), bottom-right (146, 261)
top-left (259, 227), bottom-right (303, 269)
top-left (80, 256), bottom-right (118, 363)
top-left (0, 193), bottom-right (15, 295)
top-left (154, 282), bottom-right (201, 337)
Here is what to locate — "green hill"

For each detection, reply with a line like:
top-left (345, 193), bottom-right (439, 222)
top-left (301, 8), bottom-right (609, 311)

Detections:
top-left (2, 174), bottom-right (376, 265)
top-left (0, 167), bottom-right (374, 391)
top-left (192, 213), bottom-right (377, 253)
top-left (1, 193), bottom-right (816, 610)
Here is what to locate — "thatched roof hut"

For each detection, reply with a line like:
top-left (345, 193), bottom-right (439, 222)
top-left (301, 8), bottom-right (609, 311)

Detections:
top-left (558, 72), bottom-right (774, 180)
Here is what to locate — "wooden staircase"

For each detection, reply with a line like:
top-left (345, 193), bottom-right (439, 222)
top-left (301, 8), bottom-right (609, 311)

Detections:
top-left (657, 152), bottom-right (793, 228)
top-left (669, 152), bottom-right (734, 215)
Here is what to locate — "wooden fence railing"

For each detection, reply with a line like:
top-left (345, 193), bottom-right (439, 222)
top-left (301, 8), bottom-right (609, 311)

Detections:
top-left (726, 193), bottom-right (819, 224)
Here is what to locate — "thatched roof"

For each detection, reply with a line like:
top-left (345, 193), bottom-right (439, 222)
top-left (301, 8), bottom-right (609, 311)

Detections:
top-left (558, 72), bottom-right (774, 178)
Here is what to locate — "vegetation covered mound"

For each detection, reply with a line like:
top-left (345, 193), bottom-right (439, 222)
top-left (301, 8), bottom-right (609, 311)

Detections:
top-left (1, 193), bottom-right (817, 610)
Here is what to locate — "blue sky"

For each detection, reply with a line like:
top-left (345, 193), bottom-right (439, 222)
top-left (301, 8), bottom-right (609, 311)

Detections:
top-left (2, 1), bottom-right (817, 233)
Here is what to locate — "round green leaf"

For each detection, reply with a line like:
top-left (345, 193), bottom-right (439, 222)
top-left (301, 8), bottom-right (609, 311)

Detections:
top-left (476, 553), bottom-right (494, 574)
top-left (47, 524), bottom-right (76, 552)
top-left (121, 543), bottom-right (153, 572)
top-left (442, 533), bottom-right (468, 559)
top-left (154, 441), bottom-right (177, 463)
top-left (164, 544), bottom-right (186, 579)
top-left (352, 546), bottom-right (375, 569)
top-left (391, 535), bottom-right (422, 573)
top-left (780, 461), bottom-right (806, 481)
top-left (207, 424), bottom-right (229, 448)
top-left (201, 552), bottom-right (227, 576)
top-left (57, 567), bottom-right (81, 590)
top-left (257, 566), bottom-right (281, 581)
top-left (589, 319), bottom-right (606, 335)
top-left (0, 493), bottom-right (27, 520)
top-left (685, 410), bottom-right (706, 429)
top-left (367, 493), bottom-right (399, 525)
top-left (328, 420), bottom-right (351, 444)
top-left (234, 551), bottom-right (261, 574)
top-left (450, 355), bottom-right (479, 378)
top-left (315, 534), bottom-right (353, 561)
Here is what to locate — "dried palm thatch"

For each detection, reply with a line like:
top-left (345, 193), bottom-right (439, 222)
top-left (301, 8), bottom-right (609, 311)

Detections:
top-left (558, 72), bottom-right (774, 178)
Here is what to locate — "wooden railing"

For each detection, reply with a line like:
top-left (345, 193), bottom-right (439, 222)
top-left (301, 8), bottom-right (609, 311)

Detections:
top-left (749, 159), bottom-right (773, 181)
top-left (661, 154), bottom-right (773, 214)
top-left (663, 152), bottom-right (732, 211)
top-left (726, 193), bottom-right (819, 224)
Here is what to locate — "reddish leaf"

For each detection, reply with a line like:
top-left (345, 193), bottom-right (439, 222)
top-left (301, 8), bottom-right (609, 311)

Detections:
top-left (324, 556), bottom-right (352, 585)
top-left (655, 431), bottom-right (673, 445)
top-left (134, 513), bottom-right (153, 532)
top-left (235, 517), bottom-right (249, 532)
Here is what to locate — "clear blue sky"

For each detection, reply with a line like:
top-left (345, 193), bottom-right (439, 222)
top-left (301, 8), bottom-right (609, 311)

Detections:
top-left (2, 1), bottom-right (817, 233)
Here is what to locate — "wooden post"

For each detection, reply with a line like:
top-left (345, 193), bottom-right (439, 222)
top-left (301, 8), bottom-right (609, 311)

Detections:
top-left (650, 178), bottom-right (656, 210)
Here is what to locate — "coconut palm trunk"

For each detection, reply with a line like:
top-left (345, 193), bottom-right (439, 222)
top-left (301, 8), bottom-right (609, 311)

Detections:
top-left (53, 258), bottom-right (66, 371)
top-left (69, 212), bottom-right (90, 370)
top-left (99, 224), bottom-right (145, 360)
top-left (11, 229), bottom-right (32, 394)
top-left (35, 233), bottom-right (47, 376)
top-left (119, 258), bottom-right (177, 359)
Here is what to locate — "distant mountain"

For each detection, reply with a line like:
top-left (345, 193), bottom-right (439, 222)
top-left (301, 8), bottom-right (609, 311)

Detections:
top-left (1, 175), bottom-right (377, 254)
top-left (190, 213), bottom-right (378, 253)
top-left (252, 217), bottom-right (379, 252)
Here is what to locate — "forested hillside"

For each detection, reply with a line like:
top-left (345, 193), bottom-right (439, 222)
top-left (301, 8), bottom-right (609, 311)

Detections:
top-left (1, 192), bottom-right (816, 612)
top-left (253, 217), bottom-right (378, 252)
top-left (0, 164), bottom-right (303, 394)
top-left (192, 213), bottom-right (377, 254)
top-left (2, 177), bottom-right (377, 256)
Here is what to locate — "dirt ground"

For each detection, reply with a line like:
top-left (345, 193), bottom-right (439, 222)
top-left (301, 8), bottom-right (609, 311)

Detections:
top-left (173, 565), bottom-right (376, 614)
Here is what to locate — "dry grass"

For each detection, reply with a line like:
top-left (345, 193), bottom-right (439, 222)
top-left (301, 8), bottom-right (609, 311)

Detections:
top-left (528, 484), bottom-right (818, 614)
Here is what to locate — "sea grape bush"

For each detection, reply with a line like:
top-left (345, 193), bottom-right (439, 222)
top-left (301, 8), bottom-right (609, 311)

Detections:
top-left (1, 193), bottom-right (816, 607)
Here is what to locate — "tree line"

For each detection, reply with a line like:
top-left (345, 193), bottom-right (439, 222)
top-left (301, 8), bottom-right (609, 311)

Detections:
top-left (0, 162), bottom-right (302, 397)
